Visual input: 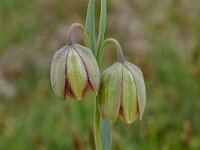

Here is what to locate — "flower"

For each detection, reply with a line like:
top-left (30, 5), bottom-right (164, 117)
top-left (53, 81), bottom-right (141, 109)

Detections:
top-left (51, 44), bottom-right (100, 100)
top-left (98, 39), bottom-right (146, 124)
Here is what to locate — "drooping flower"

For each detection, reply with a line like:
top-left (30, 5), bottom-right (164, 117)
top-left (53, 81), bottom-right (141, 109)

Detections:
top-left (50, 24), bottom-right (100, 100)
top-left (98, 39), bottom-right (146, 124)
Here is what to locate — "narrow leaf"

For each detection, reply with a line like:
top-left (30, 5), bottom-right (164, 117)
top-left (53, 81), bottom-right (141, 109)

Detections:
top-left (101, 119), bottom-right (112, 150)
top-left (86, 0), bottom-right (96, 55)
top-left (97, 0), bottom-right (107, 53)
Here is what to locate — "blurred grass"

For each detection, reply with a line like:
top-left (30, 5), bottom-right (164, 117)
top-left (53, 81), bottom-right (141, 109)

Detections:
top-left (0, 0), bottom-right (200, 150)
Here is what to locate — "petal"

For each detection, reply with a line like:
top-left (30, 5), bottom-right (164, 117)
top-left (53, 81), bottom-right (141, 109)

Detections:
top-left (119, 65), bottom-right (138, 124)
top-left (75, 44), bottom-right (100, 95)
top-left (124, 62), bottom-right (146, 120)
top-left (50, 46), bottom-right (68, 99)
top-left (99, 62), bottom-right (122, 123)
top-left (67, 48), bottom-right (87, 100)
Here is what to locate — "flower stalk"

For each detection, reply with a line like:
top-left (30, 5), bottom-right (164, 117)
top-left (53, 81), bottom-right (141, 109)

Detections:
top-left (67, 23), bottom-right (91, 48)
top-left (94, 96), bottom-right (101, 150)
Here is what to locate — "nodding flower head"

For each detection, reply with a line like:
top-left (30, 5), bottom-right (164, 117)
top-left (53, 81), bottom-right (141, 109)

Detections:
top-left (50, 23), bottom-right (100, 100)
top-left (98, 39), bottom-right (146, 124)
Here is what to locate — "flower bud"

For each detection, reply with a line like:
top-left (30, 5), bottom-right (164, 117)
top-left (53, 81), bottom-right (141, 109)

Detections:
top-left (99, 61), bottom-right (146, 124)
top-left (51, 44), bottom-right (100, 100)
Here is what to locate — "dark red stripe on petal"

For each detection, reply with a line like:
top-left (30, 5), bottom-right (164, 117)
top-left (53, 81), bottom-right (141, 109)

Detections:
top-left (119, 65), bottom-right (124, 117)
top-left (64, 48), bottom-right (69, 99)
top-left (82, 80), bottom-right (91, 97)
top-left (136, 98), bottom-right (139, 114)
top-left (65, 78), bottom-right (77, 99)
top-left (119, 105), bottom-right (124, 116)
top-left (74, 48), bottom-right (93, 97)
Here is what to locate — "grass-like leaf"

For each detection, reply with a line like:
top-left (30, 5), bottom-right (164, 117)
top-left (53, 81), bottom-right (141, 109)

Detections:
top-left (97, 0), bottom-right (107, 54)
top-left (101, 120), bottom-right (112, 150)
top-left (86, 0), bottom-right (96, 55)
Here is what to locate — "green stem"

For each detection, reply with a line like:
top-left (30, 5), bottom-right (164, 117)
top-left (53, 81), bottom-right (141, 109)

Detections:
top-left (83, 29), bottom-right (91, 49)
top-left (85, 0), bottom-right (112, 149)
top-left (94, 96), bottom-right (102, 150)
top-left (97, 38), bottom-right (125, 67)
top-left (67, 23), bottom-right (91, 48)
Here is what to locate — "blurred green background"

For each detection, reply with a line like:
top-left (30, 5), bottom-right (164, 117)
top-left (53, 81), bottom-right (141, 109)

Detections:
top-left (0, 0), bottom-right (200, 149)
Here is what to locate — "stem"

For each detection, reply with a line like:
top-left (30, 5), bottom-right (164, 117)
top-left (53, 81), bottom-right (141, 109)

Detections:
top-left (94, 96), bottom-right (102, 150)
top-left (85, 0), bottom-right (112, 149)
top-left (97, 38), bottom-right (125, 67)
top-left (105, 38), bottom-right (125, 63)
top-left (67, 23), bottom-right (91, 48)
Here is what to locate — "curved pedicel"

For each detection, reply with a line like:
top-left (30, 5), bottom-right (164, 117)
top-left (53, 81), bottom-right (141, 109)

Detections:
top-left (67, 23), bottom-right (91, 49)
top-left (97, 38), bottom-right (125, 67)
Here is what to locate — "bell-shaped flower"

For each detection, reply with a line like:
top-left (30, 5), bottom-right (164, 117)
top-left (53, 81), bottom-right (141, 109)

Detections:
top-left (99, 39), bottom-right (146, 124)
top-left (51, 23), bottom-right (100, 100)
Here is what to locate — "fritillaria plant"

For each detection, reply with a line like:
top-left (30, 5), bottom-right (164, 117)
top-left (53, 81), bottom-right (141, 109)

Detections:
top-left (50, 0), bottom-right (146, 149)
